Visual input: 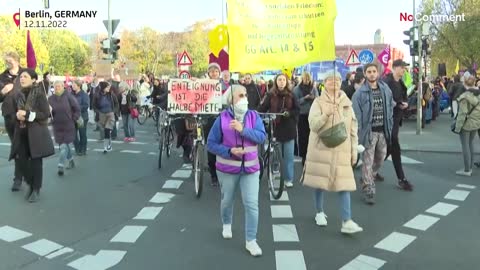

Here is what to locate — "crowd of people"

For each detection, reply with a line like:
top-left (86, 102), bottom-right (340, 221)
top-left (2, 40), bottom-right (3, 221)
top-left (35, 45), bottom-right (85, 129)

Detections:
top-left (1, 50), bottom-right (479, 256)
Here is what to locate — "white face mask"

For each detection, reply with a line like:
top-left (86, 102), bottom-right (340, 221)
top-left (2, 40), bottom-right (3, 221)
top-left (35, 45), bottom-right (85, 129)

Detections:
top-left (233, 97), bottom-right (249, 119)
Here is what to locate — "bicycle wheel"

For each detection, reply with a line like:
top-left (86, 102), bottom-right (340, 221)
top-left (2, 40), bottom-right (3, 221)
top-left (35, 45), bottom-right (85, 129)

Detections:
top-left (137, 106), bottom-right (148, 125)
top-left (258, 156), bottom-right (264, 181)
top-left (268, 144), bottom-right (284, 200)
top-left (166, 127), bottom-right (174, 158)
top-left (158, 128), bottom-right (165, 169)
top-left (193, 143), bottom-right (204, 198)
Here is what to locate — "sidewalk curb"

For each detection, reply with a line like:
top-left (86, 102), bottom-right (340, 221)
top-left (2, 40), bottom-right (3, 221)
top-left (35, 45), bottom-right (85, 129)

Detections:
top-left (403, 149), bottom-right (480, 155)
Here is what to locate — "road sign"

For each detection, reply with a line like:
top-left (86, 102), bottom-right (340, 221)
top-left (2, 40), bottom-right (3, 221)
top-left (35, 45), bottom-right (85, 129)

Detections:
top-left (358, 49), bottom-right (375, 65)
top-left (346, 50), bottom-right (360, 66)
top-left (103, 19), bottom-right (120, 34)
top-left (179, 70), bottom-right (191, 79)
top-left (177, 51), bottom-right (193, 66)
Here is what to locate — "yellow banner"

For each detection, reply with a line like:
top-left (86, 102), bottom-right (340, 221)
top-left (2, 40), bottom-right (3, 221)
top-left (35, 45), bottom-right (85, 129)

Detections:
top-left (227, 0), bottom-right (337, 73)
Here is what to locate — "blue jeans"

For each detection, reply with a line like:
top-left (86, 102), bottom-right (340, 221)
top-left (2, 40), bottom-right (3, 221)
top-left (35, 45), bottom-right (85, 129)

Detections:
top-left (217, 170), bottom-right (260, 241)
top-left (315, 189), bottom-right (352, 221)
top-left (122, 113), bottom-right (135, 138)
top-left (281, 140), bottom-right (295, 183)
top-left (74, 117), bottom-right (88, 153)
top-left (58, 143), bottom-right (73, 168)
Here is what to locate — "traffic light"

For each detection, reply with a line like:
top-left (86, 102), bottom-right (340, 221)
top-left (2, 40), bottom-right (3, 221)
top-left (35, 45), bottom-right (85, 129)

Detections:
top-left (100, 38), bottom-right (110, 55)
top-left (422, 38), bottom-right (431, 56)
top-left (110, 38), bottom-right (120, 62)
top-left (403, 27), bottom-right (418, 56)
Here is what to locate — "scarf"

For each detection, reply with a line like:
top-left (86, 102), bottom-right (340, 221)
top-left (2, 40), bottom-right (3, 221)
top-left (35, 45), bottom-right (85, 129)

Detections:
top-left (299, 83), bottom-right (313, 96)
top-left (270, 88), bottom-right (293, 114)
top-left (20, 83), bottom-right (48, 124)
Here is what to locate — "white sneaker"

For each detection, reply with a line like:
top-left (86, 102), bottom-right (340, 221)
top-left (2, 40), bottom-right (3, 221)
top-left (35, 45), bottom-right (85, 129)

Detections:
top-left (245, 240), bottom-right (262, 257)
top-left (222, 224), bottom-right (232, 239)
top-left (456, 170), bottom-right (472, 176)
top-left (341, 220), bottom-right (363, 234)
top-left (285, 181), bottom-right (293, 188)
top-left (315, 212), bottom-right (328, 226)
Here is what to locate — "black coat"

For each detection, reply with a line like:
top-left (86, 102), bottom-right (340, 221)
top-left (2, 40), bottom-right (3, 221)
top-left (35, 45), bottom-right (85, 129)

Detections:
top-left (0, 68), bottom-right (25, 118)
top-left (10, 84), bottom-right (55, 160)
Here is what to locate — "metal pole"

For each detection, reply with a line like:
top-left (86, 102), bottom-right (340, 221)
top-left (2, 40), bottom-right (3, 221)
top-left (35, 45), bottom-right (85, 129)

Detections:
top-left (416, 21), bottom-right (423, 135)
top-left (108, 0), bottom-right (112, 58)
top-left (222, 0), bottom-right (225, 24)
top-left (412, 0), bottom-right (416, 77)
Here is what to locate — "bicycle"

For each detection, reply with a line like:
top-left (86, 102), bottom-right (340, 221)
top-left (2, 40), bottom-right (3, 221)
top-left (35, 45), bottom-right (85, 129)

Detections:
top-left (188, 114), bottom-right (209, 198)
top-left (258, 112), bottom-right (286, 200)
top-left (157, 111), bottom-right (181, 169)
top-left (137, 97), bottom-right (159, 125)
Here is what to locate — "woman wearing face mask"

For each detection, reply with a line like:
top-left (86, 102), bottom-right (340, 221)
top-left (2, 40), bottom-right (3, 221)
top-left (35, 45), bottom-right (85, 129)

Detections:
top-left (11, 69), bottom-right (55, 202)
top-left (49, 81), bottom-right (81, 176)
top-left (207, 84), bottom-right (266, 256)
top-left (257, 74), bottom-right (300, 187)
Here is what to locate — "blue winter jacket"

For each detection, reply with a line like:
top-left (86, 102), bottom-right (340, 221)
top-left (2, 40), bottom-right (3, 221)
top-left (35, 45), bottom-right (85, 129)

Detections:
top-left (352, 81), bottom-right (394, 148)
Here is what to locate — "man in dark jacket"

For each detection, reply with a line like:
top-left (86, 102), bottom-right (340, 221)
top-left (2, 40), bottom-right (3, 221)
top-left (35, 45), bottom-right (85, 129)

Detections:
top-left (383, 59), bottom-right (413, 191)
top-left (0, 52), bottom-right (25, 191)
top-left (448, 75), bottom-right (466, 117)
top-left (243, 73), bottom-right (262, 110)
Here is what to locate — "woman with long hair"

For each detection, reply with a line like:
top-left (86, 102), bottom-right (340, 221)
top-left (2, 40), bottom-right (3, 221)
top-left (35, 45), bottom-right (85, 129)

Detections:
top-left (258, 73), bottom-right (300, 187)
top-left (453, 76), bottom-right (480, 176)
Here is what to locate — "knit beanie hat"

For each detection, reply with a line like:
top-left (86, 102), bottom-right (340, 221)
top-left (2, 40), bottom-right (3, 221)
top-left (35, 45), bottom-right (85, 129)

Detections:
top-left (207, 62), bottom-right (221, 72)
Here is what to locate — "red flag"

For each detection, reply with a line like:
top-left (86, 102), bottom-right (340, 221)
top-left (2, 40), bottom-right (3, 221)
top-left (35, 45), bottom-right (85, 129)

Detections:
top-left (26, 30), bottom-right (37, 69)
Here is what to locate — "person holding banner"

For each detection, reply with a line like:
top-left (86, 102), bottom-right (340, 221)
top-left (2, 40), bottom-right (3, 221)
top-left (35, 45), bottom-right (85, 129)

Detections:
top-left (257, 74), bottom-right (300, 188)
top-left (207, 84), bottom-right (266, 256)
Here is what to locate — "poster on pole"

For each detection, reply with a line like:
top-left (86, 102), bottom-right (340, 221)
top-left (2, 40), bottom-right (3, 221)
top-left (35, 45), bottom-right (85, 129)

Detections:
top-left (227, 0), bottom-right (337, 72)
top-left (168, 79), bottom-right (223, 114)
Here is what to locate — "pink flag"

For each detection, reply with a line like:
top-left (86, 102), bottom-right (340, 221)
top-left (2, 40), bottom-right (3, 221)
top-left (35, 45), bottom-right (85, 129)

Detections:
top-left (377, 45), bottom-right (390, 66)
top-left (26, 30), bottom-right (37, 69)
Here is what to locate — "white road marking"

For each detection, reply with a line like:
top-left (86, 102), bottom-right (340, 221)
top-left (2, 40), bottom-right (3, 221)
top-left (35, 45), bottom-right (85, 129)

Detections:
top-left (133, 207), bottom-right (163, 220)
top-left (444, 189), bottom-right (470, 201)
top-left (425, 202), bottom-right (459, 216)
top-left (386, 155), bottom-right (423, 164)
top-left (110, 226), bottom-right (147, 243)
top-left (270, 191), bottom-right (289, 201)
top-left (403, 214), bottom-right (440, 231)
top-left (162, 180), bottom-right (184, 189)
top-left (148, 152), bottom-right (157, 155)
top-left (271, 205), bottom-right (293, 218)
top-left (171, 170), bottom-right (191, 178)
top-left (45, 247), bottom-right (74, 259)
top-left (0, 142), bottom-right (11, 146)
top-left (272, 224), bottom-right (299, 242)
top-left (182, 164), bottom-right (192, 170)
top-left (340, 254), bottom-right (386, 270)
top-left (130, 141), bottom-right (148, 145)
top-left (149, 192), bottom-right (175, 203)
top-left (456, 184), bottom-right (476, 189)
top-left (374, 232), bottom-right (417, 253)
top-left (22, 239), bottom-right (63, 256)
top-left (136, 130), bottom-right (148, 134)
top-left (275, 250), bottom-right (307, 270)
top-left (93, 149), bottom-right (105, 152)
top-left (67, 250), bottom-right (127, 270)
top-left (0, 226), bottom-right (32, 242)
top-left (120, 150), bottom-right (142, 154)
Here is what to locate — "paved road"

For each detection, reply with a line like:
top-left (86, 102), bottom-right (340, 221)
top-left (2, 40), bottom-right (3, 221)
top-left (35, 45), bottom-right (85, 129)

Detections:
top-left (0, 119), bottom-right (479, 270)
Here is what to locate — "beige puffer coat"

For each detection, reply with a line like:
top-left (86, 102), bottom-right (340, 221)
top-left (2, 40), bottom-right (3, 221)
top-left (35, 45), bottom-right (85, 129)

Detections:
top-left (301, 91), bottom-right (358, 192)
